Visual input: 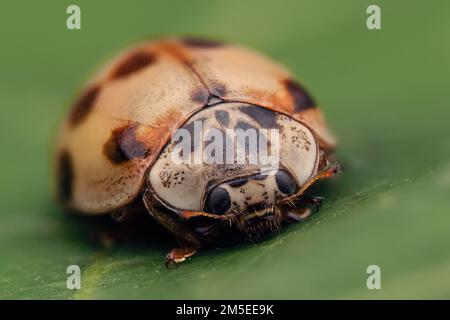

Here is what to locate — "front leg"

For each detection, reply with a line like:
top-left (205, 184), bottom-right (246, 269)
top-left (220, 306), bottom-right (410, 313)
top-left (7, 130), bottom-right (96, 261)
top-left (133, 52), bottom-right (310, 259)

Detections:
top-left (165, 246), bottom-right (200, 267)
top-left (143, 191), bottom-right (201, 267)
top-left (280, 196), bottom-right (323, 223)
top-left (281, 205), bottom-right (312, 223)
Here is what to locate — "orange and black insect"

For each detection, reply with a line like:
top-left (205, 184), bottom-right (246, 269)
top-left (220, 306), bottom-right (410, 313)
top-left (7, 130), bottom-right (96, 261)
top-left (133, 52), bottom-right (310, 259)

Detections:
top-left (54, 38), bottom-right (339, 266)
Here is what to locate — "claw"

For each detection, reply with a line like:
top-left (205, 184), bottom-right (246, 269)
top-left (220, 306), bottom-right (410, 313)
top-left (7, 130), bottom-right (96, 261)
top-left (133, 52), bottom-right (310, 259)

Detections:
top-left (164, 245), bottom-right (199, 268)
top-left (304, 196), bottom-right (324, 212)
top-left (165, 257), bottom-right (179, 269)
top-left (284, 207), bottom-right (312, 222)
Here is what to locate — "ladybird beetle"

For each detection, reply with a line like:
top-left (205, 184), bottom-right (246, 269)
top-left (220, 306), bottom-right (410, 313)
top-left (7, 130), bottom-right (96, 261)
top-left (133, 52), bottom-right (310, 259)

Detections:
top-left (54, 38), bottom-right (339, 266)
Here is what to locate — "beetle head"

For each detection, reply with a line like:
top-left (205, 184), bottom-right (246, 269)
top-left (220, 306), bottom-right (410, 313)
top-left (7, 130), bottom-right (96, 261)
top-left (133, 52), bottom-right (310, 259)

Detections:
top-left (147, 102), bottom-right (319, 239)
top-left (201, 169), bottom-right (301, 237)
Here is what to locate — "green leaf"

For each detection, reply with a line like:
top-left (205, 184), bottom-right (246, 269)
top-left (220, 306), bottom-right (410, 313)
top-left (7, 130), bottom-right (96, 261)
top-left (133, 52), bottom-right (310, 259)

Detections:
top-left (1, 0), bottom-right (450, 299)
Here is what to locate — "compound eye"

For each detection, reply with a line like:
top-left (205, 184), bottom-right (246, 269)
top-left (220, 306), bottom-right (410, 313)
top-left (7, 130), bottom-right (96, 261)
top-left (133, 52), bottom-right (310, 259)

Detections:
top-left (275, 170), bottom-right (298, 196)
top-left (204, 187), bottom-right (231, 215)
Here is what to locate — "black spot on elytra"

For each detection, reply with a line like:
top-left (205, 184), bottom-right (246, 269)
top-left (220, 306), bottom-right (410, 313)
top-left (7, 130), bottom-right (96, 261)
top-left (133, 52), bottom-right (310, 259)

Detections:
top-left (215, 110), bottom-right (230, 126)
top-left (209, 81), bottom-right (227, 97)
top-left (191, 88), bottom-right (209, 104)
top-left (104, 124), bottom-right (150, 164)
top-left (239, 105), bottom-right (279, 128)
top-left (69, 85), bottom-right (101, 127)
top-left (111, 52), bottom-right (156, 79)
top-left (58, 151), bottom-right (74, 201)
top-left (182, 38), bottom-right (224, 48)
top-left (284, 79), bottom-right (315, 111)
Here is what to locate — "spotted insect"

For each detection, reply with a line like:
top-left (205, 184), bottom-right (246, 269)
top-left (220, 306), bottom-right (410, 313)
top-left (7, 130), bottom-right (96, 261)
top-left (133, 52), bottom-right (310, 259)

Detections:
top-left (54, 38), bottom-right (339, 266)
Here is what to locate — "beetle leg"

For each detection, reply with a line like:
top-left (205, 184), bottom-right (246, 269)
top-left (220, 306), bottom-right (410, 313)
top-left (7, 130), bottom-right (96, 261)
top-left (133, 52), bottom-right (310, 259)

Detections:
top-left (165, 245), bottom-right (200, 268)
top-left (143, 191), bottom-right (201, 267)
top-left (280, 196), bottom-right (322, 222)
top-left (297, 196), bottom-right (324, 212)
top-left (280, 205), bottom-right (313, 223)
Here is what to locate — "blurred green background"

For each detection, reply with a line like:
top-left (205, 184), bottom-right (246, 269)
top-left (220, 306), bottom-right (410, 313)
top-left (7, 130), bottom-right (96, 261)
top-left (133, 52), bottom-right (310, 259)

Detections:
top-left (1, 0), bottom-right (450, 299)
